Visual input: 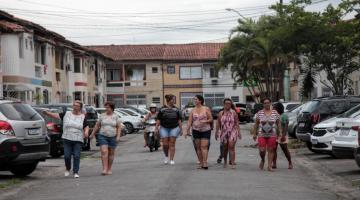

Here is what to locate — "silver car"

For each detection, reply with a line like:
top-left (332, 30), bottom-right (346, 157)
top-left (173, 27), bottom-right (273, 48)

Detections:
top-left (286, 102), bottom-right (308, 138)
top-left (0, 100), bottom-right (49, 176)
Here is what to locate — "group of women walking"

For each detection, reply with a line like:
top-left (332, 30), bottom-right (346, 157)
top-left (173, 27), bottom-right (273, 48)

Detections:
top-left (44, 94), bottom-right (292, 178)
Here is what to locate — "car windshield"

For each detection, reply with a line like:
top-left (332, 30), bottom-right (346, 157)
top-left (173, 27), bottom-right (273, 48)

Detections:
top-left (121, 109), bottom-right (138, 116)
top-left (286, 104), bottom-right (300, 111)
top-left (96, 109), bottom-right (106, 114)
top-left (338, 104), bottom-right (360, 118)
top-left (0, 103), bottom-right (42, 121)
top-left (301, 100), bottom-right (320, 113)
top-left (34, 108), bottom-right (62, 124)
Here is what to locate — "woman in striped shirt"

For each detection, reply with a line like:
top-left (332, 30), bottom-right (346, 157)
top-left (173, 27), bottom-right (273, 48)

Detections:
top-left (253, 98), bottom-right (281, 172)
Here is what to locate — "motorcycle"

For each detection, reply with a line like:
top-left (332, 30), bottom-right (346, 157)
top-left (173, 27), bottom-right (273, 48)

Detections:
top-left (145, 118), bottom-right (160, 152)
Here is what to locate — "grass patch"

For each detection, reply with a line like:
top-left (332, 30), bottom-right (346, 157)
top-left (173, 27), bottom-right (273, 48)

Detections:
top-left (0, 178), bottom-right (22, 189)
top-left (288, 139), bottom-right (305, 149)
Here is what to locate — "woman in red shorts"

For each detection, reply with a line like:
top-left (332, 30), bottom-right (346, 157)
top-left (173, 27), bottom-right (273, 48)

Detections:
top-left (253, 98), bottom-right (281, 172)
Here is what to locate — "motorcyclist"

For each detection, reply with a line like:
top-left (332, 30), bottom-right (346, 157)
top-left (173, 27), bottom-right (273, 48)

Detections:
top-left (142, 103), bottom-right (158, 147)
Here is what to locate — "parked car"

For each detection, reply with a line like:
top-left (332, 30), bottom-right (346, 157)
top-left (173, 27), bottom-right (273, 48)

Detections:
top-left (182, 105), bottom-right (195, 119)
top-left (286, 103), bottom-right (307, 138)
top-left (211, 106), bottom-right (223, 119)
top-left (35, 104), bottom-right (98, 151)
top-left (117, 108), bottom-right (145, 119)
top-left (235, 103), bottom-right (252, 123)
top-left (113, 109), bottom-right (145, 133)
top-left (119, 106), bottom-right (148, 116)
top-left (282, 102), bottom-right (301, 112)
top-left (310, 104), bottom-right (360, 155)
top-left (94, 108), bottom-right (127, 135)
top-left (33, 107), bottom-right (64, 158)
top-left (0, 100), bottom-right (49, 176)
top-left (331, 116), bottom-right (360, 158)
top-left (296, 96), bottom-right (360, 152)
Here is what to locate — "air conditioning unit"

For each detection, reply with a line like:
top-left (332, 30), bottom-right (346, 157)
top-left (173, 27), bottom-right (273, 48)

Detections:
top-left (211, 79), bottom-right (218, 85)
top-left (65, 64), bottom-right (71, 71)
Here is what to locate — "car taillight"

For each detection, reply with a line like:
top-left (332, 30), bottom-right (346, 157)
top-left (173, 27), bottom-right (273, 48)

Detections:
top-left (46, 122), bottom-right (61, 133)
top-left (0, 121), bottom-right (15, 136)
top-left (311, 113), bottom-right (320, 124)
top-left (352, 126), bottom-right (360, 131)
top-left (11, 144), bottom-right (17, 152)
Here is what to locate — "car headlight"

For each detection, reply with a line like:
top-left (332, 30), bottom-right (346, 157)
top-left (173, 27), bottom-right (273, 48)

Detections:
top-left (326, 127), bottom-right (339, 133)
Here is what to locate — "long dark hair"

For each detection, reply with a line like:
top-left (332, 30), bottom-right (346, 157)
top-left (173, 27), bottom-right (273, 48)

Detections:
top-left (223, 98), bottom-right (235, 110)
top-left (195, 95), bottom-right (204, 105)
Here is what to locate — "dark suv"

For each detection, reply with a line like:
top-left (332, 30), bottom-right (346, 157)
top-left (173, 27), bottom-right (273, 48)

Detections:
top-left (296, 96), bottom-right (360, 151)
top-left (35, 104), bottom-right (98, 151)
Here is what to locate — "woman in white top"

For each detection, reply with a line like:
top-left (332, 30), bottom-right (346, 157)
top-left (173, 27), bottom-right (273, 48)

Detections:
top-left (90, 102), bottom-right (122, 175)
top-left (44, 101), bottom-right (89, 178)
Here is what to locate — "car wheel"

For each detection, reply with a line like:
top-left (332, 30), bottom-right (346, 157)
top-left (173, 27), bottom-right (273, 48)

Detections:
top-left (124, 123), bottom-right (134, 134)
top-left (50, 149), bottom-right (63, 158)
top-left (10, 162), bottom-right (39, 177)
top-left (306, 142), bottom-right (322, 153)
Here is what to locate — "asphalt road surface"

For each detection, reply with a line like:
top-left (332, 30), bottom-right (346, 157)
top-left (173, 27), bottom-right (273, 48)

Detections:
top-left (1, 126), bottom-right (340, 200)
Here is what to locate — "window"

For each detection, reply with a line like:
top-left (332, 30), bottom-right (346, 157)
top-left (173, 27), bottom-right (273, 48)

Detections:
top-left (328, 101), bottom-right (347, 114)
top-left (35, 66), bottom-right (42, 78)
top-left (25, 38), bottom-right (28, 49)
top-left (209, 67), bottom-right (219, 78)
top-left (19, 36), bottom-right (24, 58)
top-left (74, 92), bottom-right (82, 101)
top-left (126, 95), bottom-right (146, 106)
top-left (204, 93), bottom-right (225, 107)
top-left (0, 103), bottom-right (42, 121)
top-left (167, 65), bottom-right (175, 74)
top-left (74, 58), bottom-right (81, 73)
top-left (106, 69), bottom-right (122, 81)
top-left (56, 72), bottom-right (61, 82)
top-left (180, 66), bottom-right (202, 79)
top-left (152, 67), bottom-right (158, 73)
top-left (30, 40), bottom-right (33, 51)
top-left (60, 51), bottom-right (65, 70)
top-left (107, 95), bottom-right (124, 107)
top-left (180, 92), bottom-right (202, 109)
top-left (231, 96), bottom-right (239, 103)
top-left (152, 97), bottom-right (161, 104)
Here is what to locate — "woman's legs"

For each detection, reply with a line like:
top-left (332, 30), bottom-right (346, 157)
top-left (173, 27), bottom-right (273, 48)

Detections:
top-left (223, 142), bottom-right (229, 168)
top-left (144, 132), bottom-right (148, 147)
top-left (63, 140), bottom-right (73, 172)
top-left (272, 142), bottom-right (279, 169)
top-left (72, 142), bottom-right (82, 174)
top-left (169, 137), bottom-right (177, 162)
top-left (194, 139), bottom-right (202, 168)
top-left (100, 145), bottom-right (109, 174)
top-left (228, 140), bottom-right (236, 169)
top-left (200, 139), bottom-right (209, 168)
top-left (280, 143), bottom-right (293, 169)
top-left (162, 137), bottom-right (169, 159)
top-left (107, 147), bottom-right (115, 174)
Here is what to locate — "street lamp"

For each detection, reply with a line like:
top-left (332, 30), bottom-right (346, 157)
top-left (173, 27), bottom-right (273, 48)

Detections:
top-left (225, 8), bottom-right (247, 20)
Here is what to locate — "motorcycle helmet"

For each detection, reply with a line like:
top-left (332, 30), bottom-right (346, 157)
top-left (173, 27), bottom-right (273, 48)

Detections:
top-left (150, 103), bottom-right (157, 108)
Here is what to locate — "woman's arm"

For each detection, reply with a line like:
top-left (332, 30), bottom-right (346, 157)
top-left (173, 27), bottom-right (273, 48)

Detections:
top-left (253, 118), bottom-right (260, 141)
top-left (116, 121), bottom-right (122, 142)
top-left (90, 121), bottom-right (101, 138)
top-left (43, 110), bottom-right (61, 120)
top-left (185, 111), bottom-right (193, 137)
top-left (215, 111), bottom-right (222, 140)
top-left (234, 111), bottom-right (241, 139)
top-left (83, 126), bottom-right (89, 138)
top-left (205, 108), bottom-right (213, 124)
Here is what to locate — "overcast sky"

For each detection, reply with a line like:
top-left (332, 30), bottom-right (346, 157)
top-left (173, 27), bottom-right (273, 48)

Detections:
top-left (0, 0), bottom-right (343, 45)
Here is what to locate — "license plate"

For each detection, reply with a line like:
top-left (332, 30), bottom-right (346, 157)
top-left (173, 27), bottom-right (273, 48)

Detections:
top-left (28, 128), bottom-right (41, 135)
top-left (299, 123), bottom-right (305, 128)
top-left (340, 129), bottom-right (350, 136)
top-left (311, 139), bottom-right (318, 144)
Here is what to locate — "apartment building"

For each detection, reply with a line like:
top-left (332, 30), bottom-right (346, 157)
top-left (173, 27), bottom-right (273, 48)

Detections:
top-left (0, 10), bottom-right (109, 106)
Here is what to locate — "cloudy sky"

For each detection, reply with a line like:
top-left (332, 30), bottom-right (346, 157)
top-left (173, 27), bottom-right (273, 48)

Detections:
top-left (0, 0), bottom-right (342, 45)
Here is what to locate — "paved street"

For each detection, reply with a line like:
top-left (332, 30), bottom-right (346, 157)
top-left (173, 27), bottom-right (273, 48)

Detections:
top-left (0, 125), bottom-right (347, 200)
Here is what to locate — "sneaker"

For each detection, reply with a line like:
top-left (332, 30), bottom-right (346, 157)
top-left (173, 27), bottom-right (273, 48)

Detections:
top-left (74, 173), bottom-right (80, 178)
top-left (64, 171), bottom-right (70, 177)
top-left (164, 157), bottom-right (169, 165)
top-left (170, 160), bottom-right (175, 165)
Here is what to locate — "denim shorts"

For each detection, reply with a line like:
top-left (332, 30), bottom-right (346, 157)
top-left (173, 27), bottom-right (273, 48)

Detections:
top-left (159, 126), bottom-right (181, 138)
top-left (98, 134), bottom-right (117, 148)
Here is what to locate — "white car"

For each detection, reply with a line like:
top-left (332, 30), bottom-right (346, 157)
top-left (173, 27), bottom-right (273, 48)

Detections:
top-left (332, 116), bottom-right (360, 158)
top-left (116, 108), bottom-right (145, 119)
top-left (95, 108), bottom-right (144, 134)
top-left (311, 104), bottom-right (360, 154)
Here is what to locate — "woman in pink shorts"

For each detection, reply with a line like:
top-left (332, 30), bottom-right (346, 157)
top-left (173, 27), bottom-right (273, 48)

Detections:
top-left (253, 98), bottom-right (281, 172)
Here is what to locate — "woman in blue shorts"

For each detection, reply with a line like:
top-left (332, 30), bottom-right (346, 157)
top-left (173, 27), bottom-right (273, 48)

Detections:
top-left (90, 102), bottom-right (122, 175)
top-left (156, 94), bottom-right (183, 165)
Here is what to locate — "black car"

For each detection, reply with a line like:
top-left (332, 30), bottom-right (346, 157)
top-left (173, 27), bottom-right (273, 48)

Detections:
top-left (33, 107), bottom-right (63, 158)
top-left (211, 106), bottom-right (223, 119)
top-left (296, 96), bottom-right (360, 152)
top-left (34, 104), bottom-right (98, 151)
